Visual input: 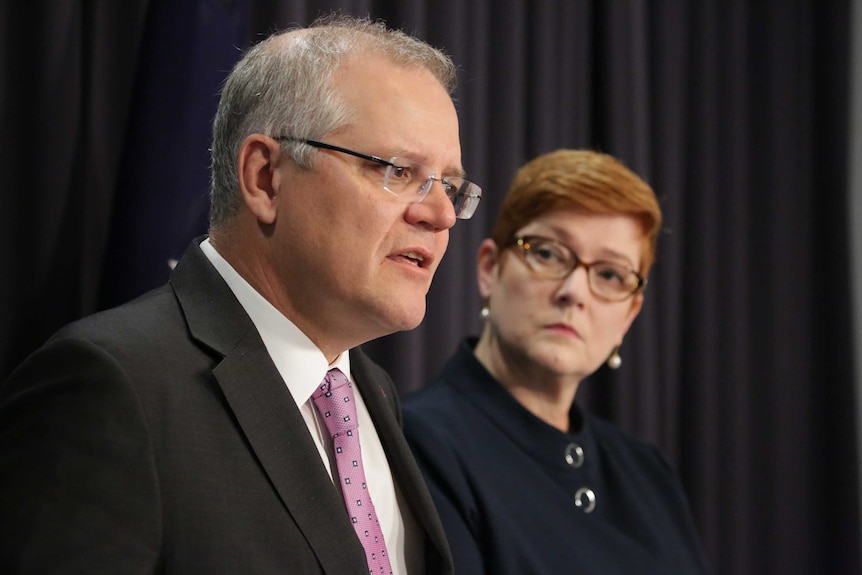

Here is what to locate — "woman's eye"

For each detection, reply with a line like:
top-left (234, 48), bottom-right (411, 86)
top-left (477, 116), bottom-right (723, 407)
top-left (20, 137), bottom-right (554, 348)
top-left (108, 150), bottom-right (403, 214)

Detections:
top-left (596, 266), bottom-right (625, 285)
top-left (534, 246), bottom-right (563, 262)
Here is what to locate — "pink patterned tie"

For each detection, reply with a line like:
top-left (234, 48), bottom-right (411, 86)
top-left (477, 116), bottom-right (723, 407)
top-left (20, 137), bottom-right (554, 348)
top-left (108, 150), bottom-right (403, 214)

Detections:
top-left (312, 369), bottom-right (393, 575)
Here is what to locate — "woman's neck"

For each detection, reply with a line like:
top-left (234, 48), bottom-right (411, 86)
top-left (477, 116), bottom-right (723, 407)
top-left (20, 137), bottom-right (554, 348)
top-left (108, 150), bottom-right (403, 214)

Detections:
top-left (474, 334), bottom-right (580, 433)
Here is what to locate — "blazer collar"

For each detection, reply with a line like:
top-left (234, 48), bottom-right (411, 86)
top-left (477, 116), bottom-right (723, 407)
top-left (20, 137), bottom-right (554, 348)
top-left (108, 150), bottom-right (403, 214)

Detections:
top-left (169, 238), bottom-right (369, 574)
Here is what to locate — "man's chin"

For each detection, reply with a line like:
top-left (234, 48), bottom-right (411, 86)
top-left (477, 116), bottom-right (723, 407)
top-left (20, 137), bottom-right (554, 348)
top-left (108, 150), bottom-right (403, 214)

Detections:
top-left (380, 299), bottom-right (427, 334)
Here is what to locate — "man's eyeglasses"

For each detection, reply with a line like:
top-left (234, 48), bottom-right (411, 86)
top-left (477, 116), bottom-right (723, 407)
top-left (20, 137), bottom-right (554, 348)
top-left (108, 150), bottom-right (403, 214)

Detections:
top-left (509, 235), bottom-right (646, 302)
top-left (275, 137), bottom-right (482, 220)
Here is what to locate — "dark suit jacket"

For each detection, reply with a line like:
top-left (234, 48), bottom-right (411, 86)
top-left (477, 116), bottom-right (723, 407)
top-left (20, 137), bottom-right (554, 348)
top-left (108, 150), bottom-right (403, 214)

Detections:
top-left (0, 239), bottom-right (453, 575)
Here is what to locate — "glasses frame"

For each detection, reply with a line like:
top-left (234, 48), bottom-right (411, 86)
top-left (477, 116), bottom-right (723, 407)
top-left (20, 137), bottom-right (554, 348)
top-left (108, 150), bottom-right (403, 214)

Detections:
top-left (508, 235), bottom-right (647, 302)
top-left (274, 137), bottom-right (481, 219)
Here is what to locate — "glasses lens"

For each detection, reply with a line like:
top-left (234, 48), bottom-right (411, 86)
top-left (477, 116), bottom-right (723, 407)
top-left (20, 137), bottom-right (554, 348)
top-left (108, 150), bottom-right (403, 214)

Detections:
top-left (446, 179), bottom-right (482, 219)
top-left (384, 159), bottom-right (482, 219)
top-left (589, 263), bottom-right (640, 300)
top-left (522, 238), bottom-right (572, 277)
top-left (384, 159), bottom-right (428, 196)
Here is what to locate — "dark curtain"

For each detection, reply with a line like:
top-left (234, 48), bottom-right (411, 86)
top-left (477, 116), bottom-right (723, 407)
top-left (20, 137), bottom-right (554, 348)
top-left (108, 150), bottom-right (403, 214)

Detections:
top-left (1, 1), bottom-right (857, 574)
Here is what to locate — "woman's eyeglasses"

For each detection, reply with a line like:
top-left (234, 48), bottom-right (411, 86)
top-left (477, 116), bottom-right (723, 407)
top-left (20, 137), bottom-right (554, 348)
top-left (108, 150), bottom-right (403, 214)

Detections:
top-left (509, 235), bottom-right (646, 302)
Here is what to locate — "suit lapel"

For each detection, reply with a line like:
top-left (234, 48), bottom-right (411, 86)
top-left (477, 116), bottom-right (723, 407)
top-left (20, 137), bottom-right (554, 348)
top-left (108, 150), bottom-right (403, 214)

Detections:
top-left (170, 239), bottom-right (367, 575)
top-left (214, 339), bottom-right (367, 574)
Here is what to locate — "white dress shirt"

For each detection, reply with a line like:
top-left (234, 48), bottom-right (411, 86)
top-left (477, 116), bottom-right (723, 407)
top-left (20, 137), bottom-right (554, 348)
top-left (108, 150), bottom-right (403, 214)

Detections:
top-left (200, 238), bottom-right (420, 575)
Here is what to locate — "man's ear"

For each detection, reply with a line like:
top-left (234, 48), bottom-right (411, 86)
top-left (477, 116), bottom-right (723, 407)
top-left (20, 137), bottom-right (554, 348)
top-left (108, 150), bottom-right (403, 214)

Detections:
top-left (237, 134), bottom-right (283, 225)
top-left (476, 238), bottom-right (501, 299)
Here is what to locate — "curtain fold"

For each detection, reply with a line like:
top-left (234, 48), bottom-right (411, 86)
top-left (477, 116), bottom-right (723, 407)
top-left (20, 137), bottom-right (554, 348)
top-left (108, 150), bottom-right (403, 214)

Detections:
top-left (852, 0), bottom-right (862, 569)
top-left (0, 0), bottom-right (150, 379)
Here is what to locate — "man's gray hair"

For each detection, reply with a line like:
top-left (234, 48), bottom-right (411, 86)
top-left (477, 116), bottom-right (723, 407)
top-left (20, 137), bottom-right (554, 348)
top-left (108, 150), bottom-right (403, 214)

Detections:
top-left (208, 14), bottom-right (457, 228)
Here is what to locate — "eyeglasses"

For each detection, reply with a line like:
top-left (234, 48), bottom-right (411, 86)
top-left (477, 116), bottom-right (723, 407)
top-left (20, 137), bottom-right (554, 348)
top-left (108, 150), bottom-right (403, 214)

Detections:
top-left (509, 235), bottom-right (647, 302)
top-left (275, 137), bottom-right (482, 219)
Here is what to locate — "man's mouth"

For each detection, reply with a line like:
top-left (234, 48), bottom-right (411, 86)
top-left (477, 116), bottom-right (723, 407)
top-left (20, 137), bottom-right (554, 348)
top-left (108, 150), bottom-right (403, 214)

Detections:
top-left (400, 251), bottom-right (425, 267)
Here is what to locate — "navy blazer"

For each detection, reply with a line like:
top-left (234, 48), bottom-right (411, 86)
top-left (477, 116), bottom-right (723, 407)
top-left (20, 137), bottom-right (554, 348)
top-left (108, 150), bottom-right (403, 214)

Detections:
top-left (0, 238), bottom-right (452, 575)
top-left (403, 339), bottom-right (708, 575)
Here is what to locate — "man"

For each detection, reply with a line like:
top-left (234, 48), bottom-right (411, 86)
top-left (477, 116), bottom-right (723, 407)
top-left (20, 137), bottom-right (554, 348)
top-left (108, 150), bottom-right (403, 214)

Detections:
top-left (0, 15), bottom-right (481, 574)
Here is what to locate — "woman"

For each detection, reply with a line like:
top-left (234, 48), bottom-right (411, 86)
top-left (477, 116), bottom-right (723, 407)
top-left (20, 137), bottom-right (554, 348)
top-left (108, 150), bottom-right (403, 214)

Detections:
top-left (402, 150), bottom-right (709, 574)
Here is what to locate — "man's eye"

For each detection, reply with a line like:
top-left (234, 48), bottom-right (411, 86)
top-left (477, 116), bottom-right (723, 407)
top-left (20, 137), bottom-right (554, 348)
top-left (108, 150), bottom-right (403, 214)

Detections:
top-left (389, 165), bottom-right (411, 180)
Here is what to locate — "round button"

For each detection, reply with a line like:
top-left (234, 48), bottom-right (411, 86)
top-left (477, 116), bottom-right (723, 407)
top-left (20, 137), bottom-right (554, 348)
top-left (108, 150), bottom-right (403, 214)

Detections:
top-left (574, 487), bottom-right (596, 513)
top-left (565, 443), bottom-right (584, 467)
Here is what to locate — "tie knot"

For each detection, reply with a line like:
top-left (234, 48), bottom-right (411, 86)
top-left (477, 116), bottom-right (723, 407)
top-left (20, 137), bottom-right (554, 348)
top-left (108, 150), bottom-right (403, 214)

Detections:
top-left (312, 369), bottom-right (358, 438)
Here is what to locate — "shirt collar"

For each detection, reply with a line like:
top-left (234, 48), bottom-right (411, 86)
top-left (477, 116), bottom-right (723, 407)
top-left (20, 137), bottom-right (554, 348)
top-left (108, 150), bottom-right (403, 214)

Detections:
top-left (199, 237), bottom-right (351, 406)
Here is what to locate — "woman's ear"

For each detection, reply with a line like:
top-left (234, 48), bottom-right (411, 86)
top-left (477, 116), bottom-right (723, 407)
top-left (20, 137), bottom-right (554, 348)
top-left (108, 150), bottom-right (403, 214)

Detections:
top-left (237, 134), bottom-right (283, 225)
top-left (476, 238), bottom-right (501, 299)
top-left (617, 293), bottom-right (644, 342)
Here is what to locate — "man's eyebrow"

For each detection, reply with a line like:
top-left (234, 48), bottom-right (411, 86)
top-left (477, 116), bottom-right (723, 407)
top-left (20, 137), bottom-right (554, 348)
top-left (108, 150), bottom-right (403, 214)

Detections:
top-left (392, 145), bottom-right (465, 177)
top-left (449, 166), bottom-right (467, 178)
